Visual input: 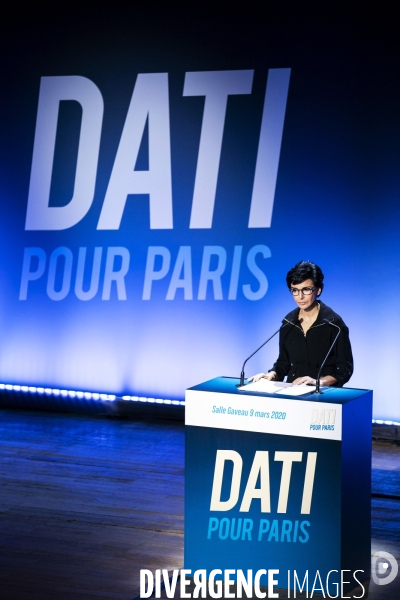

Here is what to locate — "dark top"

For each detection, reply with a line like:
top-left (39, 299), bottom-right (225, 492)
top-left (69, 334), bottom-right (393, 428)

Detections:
top-left (270, 301), bottom-right (353, 387)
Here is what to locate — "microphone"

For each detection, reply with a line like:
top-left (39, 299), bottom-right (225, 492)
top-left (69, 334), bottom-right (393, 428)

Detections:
top-left (315, 318), bottom-right (341, 394)
top-left (237, 319), bottom-right (294, 387)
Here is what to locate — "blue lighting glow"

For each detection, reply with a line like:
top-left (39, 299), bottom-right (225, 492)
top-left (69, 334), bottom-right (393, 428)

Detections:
top-left (0, 50), bottom-right (399, 424)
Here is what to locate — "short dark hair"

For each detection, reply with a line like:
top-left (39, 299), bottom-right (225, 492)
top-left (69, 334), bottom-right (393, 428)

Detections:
top-left (286, 261), bottom-right (324, 295)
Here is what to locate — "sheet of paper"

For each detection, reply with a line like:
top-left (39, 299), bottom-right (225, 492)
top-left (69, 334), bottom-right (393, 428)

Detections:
top-left (238, 379), bottom-right (291, 393)
top-left (275, 385), bottom-right (316, 396)
top-left (239, 379), bottom-right (315, 396)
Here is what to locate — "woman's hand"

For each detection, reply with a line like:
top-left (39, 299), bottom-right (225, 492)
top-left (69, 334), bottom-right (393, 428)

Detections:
top-left (248, 371), bottom-right (276, 383)
top-left (293, 375), bottom-right (337, 386)
top-left (293, 376), bottom-right (316, 386)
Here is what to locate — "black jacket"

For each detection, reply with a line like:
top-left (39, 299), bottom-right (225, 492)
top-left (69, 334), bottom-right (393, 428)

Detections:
top-left (271, 301), bottom-right (353, 387)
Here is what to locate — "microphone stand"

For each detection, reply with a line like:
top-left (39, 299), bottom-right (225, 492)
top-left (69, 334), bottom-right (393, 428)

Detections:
top-left (237, 319), bottom-right (294, 387)
top-left (315, 319), bottom-right (341, 394)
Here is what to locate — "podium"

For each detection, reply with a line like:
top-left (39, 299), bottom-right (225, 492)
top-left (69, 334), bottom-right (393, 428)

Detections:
top-left (185, 377), bottom-right (372, 593)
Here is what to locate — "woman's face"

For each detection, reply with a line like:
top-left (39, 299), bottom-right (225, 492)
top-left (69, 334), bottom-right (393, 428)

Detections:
top-left (290, 278), bottom-right (321, 311)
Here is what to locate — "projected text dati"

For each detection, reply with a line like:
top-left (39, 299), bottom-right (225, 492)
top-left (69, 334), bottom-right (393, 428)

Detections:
top-left (21, 69), bottom-right (290, 301)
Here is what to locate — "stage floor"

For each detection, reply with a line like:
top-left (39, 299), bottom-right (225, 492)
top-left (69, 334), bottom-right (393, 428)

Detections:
top-left (0, 409), bottom-right (398, 599)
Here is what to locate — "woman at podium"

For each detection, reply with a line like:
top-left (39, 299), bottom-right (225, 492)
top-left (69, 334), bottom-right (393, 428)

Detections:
top-left (249, 261), bottom-right (353, 387)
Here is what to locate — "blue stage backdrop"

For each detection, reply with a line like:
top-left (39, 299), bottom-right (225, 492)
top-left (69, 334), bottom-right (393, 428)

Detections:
top-left (0, 9), bottom-right (399, 421)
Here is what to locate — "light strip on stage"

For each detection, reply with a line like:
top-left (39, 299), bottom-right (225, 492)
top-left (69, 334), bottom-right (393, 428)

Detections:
top-left (121, 395), bottom-right (184, 405)
top-left (373, 418), bottom-right (400, 426)
top-left (0, 383), bottom-right (116, 401)
top-left (0, 383), bottom-right (185, 406)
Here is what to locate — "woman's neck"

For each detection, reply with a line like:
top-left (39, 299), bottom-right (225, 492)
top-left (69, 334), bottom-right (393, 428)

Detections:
top-left (299, 301), bottom-right (319, 320)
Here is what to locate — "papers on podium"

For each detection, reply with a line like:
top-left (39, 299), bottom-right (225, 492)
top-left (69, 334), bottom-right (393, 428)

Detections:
top-left (239, 378), bottom-right (316, 395)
